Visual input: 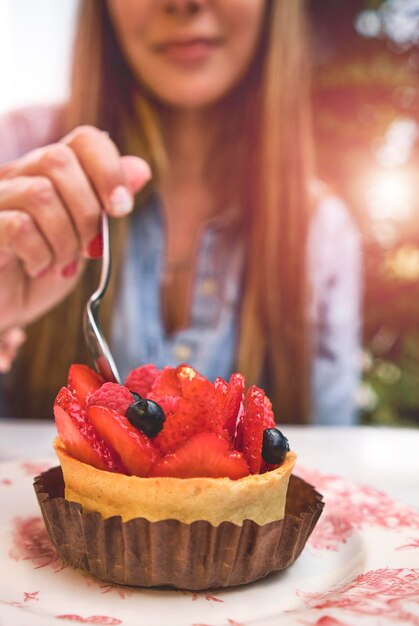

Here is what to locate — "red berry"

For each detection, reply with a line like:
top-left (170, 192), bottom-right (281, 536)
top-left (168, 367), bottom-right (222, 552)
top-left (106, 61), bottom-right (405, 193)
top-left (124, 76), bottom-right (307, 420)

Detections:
top-left (54, 387), bottom-right (124, 473)
top-left (234, 407), bottom-right (244, 451)
top-left (176, 364), bottom-right (199, 392)
top-left (214, 377), bottom-right (228, 412)
top-left (259, 395), bottom-right (277, 471)
top-left (242, 385), bottom-right (265, 474)
top-left (149, 366), bottom-right (181, 399)
top-left (220, 373), bottom-right (245, 439)
top-left (153, 371), bottom-right (225, 454)
top-left (155, 395), bottom-right (180, 417)
top-left (87, 382), bottom-right (134, 415)
top-left (181, 368), bottom-right (226, 433)
top-left (67, 364), bottom-right (104, 407)
top-left (150, 432), bottom-right (249, 479)
top-left (87, 405), bottom-right (160, 477)
top-left (214, 377), bottom-right (228, 395)
top-left (124, 364), bottom-right (158, 397)
top-left (263, 395), bottom-right (276, 428)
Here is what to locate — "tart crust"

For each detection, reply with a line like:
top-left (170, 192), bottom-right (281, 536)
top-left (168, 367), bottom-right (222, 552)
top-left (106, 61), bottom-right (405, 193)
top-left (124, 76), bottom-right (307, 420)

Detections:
top-left (54, 437), bottom-right (297, 526)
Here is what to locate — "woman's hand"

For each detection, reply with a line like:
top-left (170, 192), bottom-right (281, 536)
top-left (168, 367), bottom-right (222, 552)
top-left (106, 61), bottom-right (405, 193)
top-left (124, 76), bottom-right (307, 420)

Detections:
top-left (0, 125), bottom-right (151, 335)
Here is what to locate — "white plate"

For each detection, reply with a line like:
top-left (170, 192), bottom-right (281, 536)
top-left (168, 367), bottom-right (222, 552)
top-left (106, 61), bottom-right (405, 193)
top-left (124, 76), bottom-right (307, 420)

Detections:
top-left (0, 459), bottom-right (418, 626)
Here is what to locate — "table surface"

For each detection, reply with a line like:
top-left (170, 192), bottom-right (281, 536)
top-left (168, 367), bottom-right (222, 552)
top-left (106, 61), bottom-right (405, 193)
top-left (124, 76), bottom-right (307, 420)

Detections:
top-left (0, 420), bottom-right (418, 509)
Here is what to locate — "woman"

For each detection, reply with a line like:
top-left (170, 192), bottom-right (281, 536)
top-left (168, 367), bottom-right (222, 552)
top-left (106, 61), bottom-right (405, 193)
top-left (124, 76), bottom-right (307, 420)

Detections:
top-left (0, 0), bottom-right (361, 423)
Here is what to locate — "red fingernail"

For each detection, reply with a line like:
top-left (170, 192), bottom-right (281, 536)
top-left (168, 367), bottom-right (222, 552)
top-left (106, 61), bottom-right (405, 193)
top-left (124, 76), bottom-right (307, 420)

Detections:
top-left (87, 233), bottom-right (103, 258)
top-left (61, 260), bottom-right (78, 278)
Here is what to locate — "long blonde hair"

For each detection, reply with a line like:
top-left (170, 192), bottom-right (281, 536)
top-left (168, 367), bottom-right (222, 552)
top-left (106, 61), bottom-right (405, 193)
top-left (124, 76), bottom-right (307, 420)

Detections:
top-left (8, 0), bottom-right (312, 422)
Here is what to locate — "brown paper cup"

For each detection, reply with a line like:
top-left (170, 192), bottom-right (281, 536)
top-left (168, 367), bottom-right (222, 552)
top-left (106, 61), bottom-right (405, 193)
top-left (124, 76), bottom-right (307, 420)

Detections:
top-left (34, 467), bottom-right (324, 591)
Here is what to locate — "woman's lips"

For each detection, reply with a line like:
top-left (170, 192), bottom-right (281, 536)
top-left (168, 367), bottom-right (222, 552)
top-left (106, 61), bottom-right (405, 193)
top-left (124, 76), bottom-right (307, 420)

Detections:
top-left (155, 39), bottom-right (221, 64)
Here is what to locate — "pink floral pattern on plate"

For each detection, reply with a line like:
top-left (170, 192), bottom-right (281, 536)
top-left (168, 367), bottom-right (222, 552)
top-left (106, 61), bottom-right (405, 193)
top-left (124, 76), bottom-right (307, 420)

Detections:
top-left (192, 620), bottom-right (244, 626)
top-left (23, 591), bottom-right (39, 602)
top-left (191, 592), bottom-right (224, 603)
top-left (396, 537), bottom-right (419, 551)
top-left (56, 616), bottom-right (122, 624)
top-left (295, 466), bottom-right (419, 551)
top-left (298, 567), bottom-right (419, 626)
top-left (85, 581), bottom-right (134, 599)
top-left (20, 461), bottom-right (53, 476)
top-left (301, 617), bottom-right (353, 626)
top-left (9, 516), bottom-right (65, 572)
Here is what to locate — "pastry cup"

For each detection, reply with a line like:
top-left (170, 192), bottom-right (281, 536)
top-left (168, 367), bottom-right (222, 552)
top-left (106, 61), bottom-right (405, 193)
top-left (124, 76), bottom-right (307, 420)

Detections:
top-left (34, 443), bottom-right (323, 590)
top-left (53, 438), bottom-right (297, 526)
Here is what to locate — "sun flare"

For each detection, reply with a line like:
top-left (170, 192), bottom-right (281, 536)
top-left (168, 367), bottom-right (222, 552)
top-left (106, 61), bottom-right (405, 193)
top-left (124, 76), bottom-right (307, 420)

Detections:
top-left (366, 170), bottom-right (414, 222)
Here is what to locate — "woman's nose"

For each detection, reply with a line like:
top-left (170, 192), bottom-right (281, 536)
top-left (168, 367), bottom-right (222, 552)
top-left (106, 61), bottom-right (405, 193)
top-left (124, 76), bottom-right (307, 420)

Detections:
top-left (160, 0), bottom-right (207, 16)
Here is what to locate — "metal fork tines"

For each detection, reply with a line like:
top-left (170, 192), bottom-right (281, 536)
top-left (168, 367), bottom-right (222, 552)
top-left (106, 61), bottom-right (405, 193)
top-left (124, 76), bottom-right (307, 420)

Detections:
top-left (83, 211), bottom-right (121, 383)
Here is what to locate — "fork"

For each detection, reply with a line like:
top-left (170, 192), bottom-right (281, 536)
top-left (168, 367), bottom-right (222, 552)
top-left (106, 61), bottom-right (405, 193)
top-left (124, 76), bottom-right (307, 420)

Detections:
top-left (83, 211), bottom-right (121, 383)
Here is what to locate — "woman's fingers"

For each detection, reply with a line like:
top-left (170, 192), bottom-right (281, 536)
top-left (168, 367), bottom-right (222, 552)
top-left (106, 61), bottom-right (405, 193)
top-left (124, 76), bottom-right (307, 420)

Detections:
top-left (0, 209), bottom-right (53, 277)
top-left (62, 126), bottom-right (150, 217)
top-left (0, 125), bottom-right (153, 334)
top-left (2, 143), bottom-right (102, 258)
top-left (0, 126), bottom-right (153, 266)
top-left (120, 155), bottom-right (152, 194)
top-left (0, 176), bottom-right (80, 271)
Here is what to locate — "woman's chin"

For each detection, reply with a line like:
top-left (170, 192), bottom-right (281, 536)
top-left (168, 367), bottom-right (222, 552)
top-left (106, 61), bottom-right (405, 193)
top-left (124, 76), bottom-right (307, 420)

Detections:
top-left (139, 77), bottom-right (237, 110)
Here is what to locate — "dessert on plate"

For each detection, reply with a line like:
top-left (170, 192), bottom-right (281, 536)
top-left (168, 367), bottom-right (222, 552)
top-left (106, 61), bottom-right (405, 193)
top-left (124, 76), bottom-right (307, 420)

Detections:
top-left (34, 363), bottom-right (323, 590)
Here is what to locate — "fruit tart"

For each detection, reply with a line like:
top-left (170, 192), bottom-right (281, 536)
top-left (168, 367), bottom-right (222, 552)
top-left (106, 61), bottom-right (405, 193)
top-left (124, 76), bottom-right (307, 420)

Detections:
top-left (34, 363), bottom-right (323, 590)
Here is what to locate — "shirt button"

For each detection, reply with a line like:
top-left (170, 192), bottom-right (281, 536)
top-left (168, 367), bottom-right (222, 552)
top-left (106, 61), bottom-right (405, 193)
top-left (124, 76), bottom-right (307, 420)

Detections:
top-left (200, 277), bottom-right (218, 297)
top-left (173, 343), bottom-right (192, 361)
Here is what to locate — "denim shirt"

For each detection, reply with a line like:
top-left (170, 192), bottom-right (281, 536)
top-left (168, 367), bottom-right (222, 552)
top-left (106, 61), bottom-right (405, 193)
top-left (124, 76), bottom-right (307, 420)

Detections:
top-left (111, 194), bottom-right (362, 425)
top-left (111, 198), bottom-right (243, 383)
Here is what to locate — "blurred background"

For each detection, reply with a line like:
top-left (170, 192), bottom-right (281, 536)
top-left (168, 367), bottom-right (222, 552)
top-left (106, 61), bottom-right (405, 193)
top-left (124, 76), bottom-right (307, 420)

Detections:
top-left (311, 0), bottom-right (419, 428)
top-left (1, 0), bottom-right (418, 428)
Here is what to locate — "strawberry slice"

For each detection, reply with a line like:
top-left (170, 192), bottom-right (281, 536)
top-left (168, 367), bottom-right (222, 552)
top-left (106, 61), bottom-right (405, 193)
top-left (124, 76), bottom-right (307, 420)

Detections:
top-left (150, 432), bottom-right (249, 479)
top-left (180, 368), bottom-right (226, 435)
top-left (87, 382), bottom-right (134, 415)
top-left (176, 364), bottom-right (199, 391)
top-left (87, 405), bottom-right (159, 477)
top-left (233, 403), bottom-right (244, 451)
top-left (54, 387), bottom-right (124, 473)
top-left (68, 364), bottom-right (104, 407)
top-left (153, 371), bottom-right (225, 454)
top-left (220, 373), bottom-right (245, 439)
top-left (155, 395), bottom-right (180, 418)
top-left (259, 395), bottom-right (277, 472)
top-left (263, 395), bottom-right (276, 428)
top-left (242, 385), bottom-right (265, 474)
top-left (214, 376), bottom-right (228, 412)
top-left (149, 366), bottom-right (181, 399)
top-left (124, 364), bottom-right (158, 397)
top-left (214, 377), bottom-right (228, 394)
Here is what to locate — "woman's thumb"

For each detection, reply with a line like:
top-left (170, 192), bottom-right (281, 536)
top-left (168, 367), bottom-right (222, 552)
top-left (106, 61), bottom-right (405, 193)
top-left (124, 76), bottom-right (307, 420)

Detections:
top-left (121, 156), bottom-right (152, 193)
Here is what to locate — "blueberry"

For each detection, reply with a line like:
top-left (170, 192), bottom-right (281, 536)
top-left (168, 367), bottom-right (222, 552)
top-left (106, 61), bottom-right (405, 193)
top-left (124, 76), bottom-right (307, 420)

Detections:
top-left (130, 392), bottom-right (142, 403)
top-left (262, 428), bottom-right (290, 464)
top-left (125, 398), bottom-right (165, 438)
